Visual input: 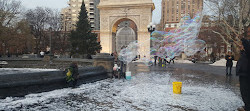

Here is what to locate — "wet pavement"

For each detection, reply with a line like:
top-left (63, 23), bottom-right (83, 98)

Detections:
top-left (0, 62), bottom-right (243, 111)
top-left (131, 62), bottom-right (240, 95)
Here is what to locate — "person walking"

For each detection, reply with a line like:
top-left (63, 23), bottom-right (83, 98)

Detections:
top-left (225, 51), bottom-right (234, 75)
top-left (236, 36), bottom-right (250, 111)
top-left (170, 57), bottom-right (175, 64)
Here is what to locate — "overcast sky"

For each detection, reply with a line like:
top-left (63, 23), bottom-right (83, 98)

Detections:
top-left (18, 0), bottom-right (162, 24)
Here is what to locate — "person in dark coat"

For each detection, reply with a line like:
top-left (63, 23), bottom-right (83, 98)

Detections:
top-left (154, 56), bottom-right (158, 65)
top-left (210, 52), bottom-right (216, 63)
top-left (225, 51), bottom-right (234, 75)
top-left (236, 37), bottom-right (250, 111)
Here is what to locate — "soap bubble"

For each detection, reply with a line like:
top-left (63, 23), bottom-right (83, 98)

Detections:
top-left (118, 41), bottom-right (139, 64)
top-left (118, 12), bottom-right (205, 65)
top-left (150, 13), bottom-right (205, 59)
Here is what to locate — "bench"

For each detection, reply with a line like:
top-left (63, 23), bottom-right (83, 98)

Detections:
top-left (0, 61), bottom-right (8, 68)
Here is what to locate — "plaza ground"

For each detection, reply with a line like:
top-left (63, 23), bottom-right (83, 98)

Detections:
top-left (0, 61), bottom-right (243, 110)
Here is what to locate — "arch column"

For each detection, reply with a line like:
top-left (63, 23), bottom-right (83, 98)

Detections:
top-left (100, 31), bottom-right (112, 53)
top-left (137, 31), bottom-right (151, 58)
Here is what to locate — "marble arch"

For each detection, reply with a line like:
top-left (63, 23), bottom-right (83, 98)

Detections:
top-left (98, 0), bottom-right (155, 58)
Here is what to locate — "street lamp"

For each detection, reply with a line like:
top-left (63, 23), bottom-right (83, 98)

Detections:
top-left (229, 40), bottom-right (233, 52)
top-left (2, 43), bottom-right (5, 56)
top-left (147, 22), bottom-right (156, 47)
top-left (49, 27), bottom-right (52, 55)
top-left (147, 22), bottom-right (156, 33)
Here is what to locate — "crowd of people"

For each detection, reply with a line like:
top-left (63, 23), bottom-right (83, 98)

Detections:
top-left (154, 56), bottom-right (175, 66)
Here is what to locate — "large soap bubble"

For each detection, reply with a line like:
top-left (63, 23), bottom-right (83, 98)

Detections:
top-left (118, 41), bottom-right (139, 64)
top-left (118, 13), bottom-right (205, 65)
top-left (150, 13), bottom-right (205, 59)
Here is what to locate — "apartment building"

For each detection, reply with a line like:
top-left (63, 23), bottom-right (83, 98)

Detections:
top-left (61, 0), bottom-right (100, 31)
top-left (161, 0), bottom-right (203, 31)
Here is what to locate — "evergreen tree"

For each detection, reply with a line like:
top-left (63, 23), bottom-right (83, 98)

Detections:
top-left (70, 1), bottom-right (101, 56)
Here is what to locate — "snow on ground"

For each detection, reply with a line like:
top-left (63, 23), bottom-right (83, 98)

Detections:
top-left (0, 72), bottom-right (243, 110)
top-left (175, 59), bottom-right (194, 64)
top-left (0, 68), bottom-right (59, 75)
top-left (210, 59), bottom-right (237, 67)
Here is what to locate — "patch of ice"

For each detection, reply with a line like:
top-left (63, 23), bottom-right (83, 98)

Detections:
top-left (0, 68), bottom-right (59, 74)
top-left (175, 60), bottom-right (194, 64)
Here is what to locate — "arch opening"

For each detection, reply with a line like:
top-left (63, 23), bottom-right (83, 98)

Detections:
top-left (111, 18), bottom-right (138, 53)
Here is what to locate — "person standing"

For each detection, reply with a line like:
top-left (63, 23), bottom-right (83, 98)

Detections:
top-left (119, 46), bottom-right (126, 80)
top-left (225, 51), bottom-right (234, 75)
top-left (158, 57), bottom-right (162, 66)
top-left (113, 51), bottom-right (118, 62)
top-left (154, 55), bottom-right (158, 65)
top-left (46, 46), bottom-right (50, 54)
top-left (237, 36), bottom-right (250, 111)
top-left (40, 50), bottom-right (45, 58)
top-left (210, 52), bottom-right (216, 63)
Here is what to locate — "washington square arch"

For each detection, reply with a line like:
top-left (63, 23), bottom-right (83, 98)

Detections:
top-left (98, 0), bottom-right (155, 59)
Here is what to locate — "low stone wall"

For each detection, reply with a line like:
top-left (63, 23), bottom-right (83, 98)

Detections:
top-left (0, 53), bottom-right (115, 98)
top-left (0, 58), bottom-right (93, 69)
top-left (0, 66), bottom-right (107, 98)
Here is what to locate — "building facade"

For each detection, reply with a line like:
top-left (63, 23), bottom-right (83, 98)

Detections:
top-left (161, 0), bottom-right (203, 31)
top-left (61, 0), bottom-right (100, 31)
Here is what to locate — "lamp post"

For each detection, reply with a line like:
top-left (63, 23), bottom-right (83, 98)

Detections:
top-left (147, 22), bottom-right (156, 47)
top-left (2, 43), bottom-right (5, 56)
top-left (147, 22), bottom-right (156, 34)
top-left (229, 40), bottom-right (233, 52)
top-left (49, 27), bottom-right (52, 55)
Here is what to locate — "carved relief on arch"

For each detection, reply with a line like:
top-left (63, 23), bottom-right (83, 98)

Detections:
top-left (101, 10), bottom-right (110, 14)
top-left (140, 15), bottom-right (150, 30)
top-left (110, 16), bottom-right (140, 32)
top-left (128, 16), bottom-right (140, 28)
top-left (101, 16), bottom-right (109, 30)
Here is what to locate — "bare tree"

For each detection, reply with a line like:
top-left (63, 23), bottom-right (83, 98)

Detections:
top-left (7, 20), bottom-right (34, 55)
top-left (0, 0), bottom-right (22, 55)
top-left (46, 9), bottom-right (68, 54)
top-left (25, 7), bottom-right (65, 54)
top-left (205, 0), bottom-right (249, 44)
top-left (0, 0), bottom-right (21, 27)
top-left (205, 0), bottom-right (249, 59)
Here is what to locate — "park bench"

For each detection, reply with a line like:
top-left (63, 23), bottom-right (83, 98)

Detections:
top-left (0, 61), bottom-right (8, 68)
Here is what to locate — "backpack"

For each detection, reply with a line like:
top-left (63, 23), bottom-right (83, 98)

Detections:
top-left (65, 67), bottom-right (74, 82)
